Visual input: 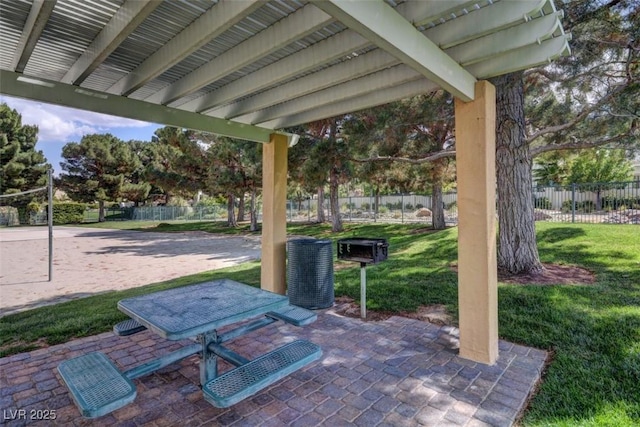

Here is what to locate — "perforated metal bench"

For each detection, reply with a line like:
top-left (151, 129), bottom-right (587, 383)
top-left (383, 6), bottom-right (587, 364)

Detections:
top-left (265, 305), bottom-right (317, 327)
top-left (113, 319), bottom-right (146, 336)
top-left (57, 352), bottom-right (136, 418)
top-left (202, 339), bottom-right (321, 408)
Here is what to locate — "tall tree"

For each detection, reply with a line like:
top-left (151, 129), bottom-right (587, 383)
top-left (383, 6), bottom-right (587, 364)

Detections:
top-left (196, 133), bottom-right (263, 229)
top-left (343, 92), bottom-right (456, 230)
top-left (122, 140), bottom-right (152, 206)
top-left (492, 71), bottom-right (544, 274)
top-left (301, 118), bottom-right (351, 232)
top-left (491, 0), bottom-right (638, 274)
top-left (146, 127), bottom-right (209, 205)
top-left (533, 151), bottom-right (573, 186)
top-left (0, 103), bottom-right (49, 196)
top-left (59, 134), bottom-right (144, 221)
top-left (565, 148), bottom-right (634, 209)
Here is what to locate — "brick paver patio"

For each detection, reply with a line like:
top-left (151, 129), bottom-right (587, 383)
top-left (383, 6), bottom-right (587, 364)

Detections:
top-left (1, 306), bottom-right (546, 426)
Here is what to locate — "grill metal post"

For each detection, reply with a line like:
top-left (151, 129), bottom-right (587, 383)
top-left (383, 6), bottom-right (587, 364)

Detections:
top-left (337, 238), bottom-right (388, 320)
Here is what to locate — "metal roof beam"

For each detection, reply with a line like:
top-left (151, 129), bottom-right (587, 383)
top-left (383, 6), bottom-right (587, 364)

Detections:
top-left (0, 70), bottom-right (275, 144)
top-left (420, 0), bottom-right (549, 49)
top-left (449, 11), bottom-right (566, 67)
top-left (61, 1), bottom-right (160, 85)
top-left (145, 4), bottom-right (334, 106)
top-left (10, 0), bottom-right (57, 73)
top-left (467, 35), bottom-right (571, 79)
top-left (258, 79), bottom-right (439, 129)
top-left (186, 0), bottom-right (534, 114)
top-left (205, 49), bottom-right (398, 119)
top-left (397, 0), bottom-right (483, 27)
top-left (236, 66), bottom-right (421, 125)
top-left (312, 0), bottom-right (476, 101)
top-left (178, 30), bottom-right (370, 113)
top-left (107, 0), bottom-right (263, 96)
top-left (214, 12), bottom-right (565, 121)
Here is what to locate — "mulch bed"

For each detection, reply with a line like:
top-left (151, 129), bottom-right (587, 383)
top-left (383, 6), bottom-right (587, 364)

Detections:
top-left (498, 263), bottom-right (596, 285)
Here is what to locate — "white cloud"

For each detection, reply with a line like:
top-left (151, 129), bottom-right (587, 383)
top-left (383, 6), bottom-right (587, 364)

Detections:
top-left (0, 95), bottom-right (151, 143)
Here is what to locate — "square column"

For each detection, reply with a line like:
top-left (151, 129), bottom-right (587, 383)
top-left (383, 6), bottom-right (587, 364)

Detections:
top-left (454, 80), bottom-right (498, 364)
top-left (261, 133), bottom-right (288, 294)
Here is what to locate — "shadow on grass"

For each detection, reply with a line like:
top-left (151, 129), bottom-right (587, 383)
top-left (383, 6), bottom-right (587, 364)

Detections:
top-left (499, 284), bottom-right (640, 425)
top-left (537, 226), bottom-right (587, 243)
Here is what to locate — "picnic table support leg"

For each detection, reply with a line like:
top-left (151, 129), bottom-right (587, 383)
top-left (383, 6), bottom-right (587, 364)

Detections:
top-left (361, 262), bottom-right (366, 319)
top-left (200, 331), bottom-right (218, 385)
top-left (124, 344), bottom-right (201, 380)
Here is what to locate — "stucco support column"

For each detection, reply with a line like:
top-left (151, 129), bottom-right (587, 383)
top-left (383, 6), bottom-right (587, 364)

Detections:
top-left (454, 80), bottom-right (498, 365)
top-left (261, 133), bottom-right (288, 294)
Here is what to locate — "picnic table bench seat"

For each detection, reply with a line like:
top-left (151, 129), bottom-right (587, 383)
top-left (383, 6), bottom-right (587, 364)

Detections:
top-left (113, 318), bottom-right (146, 336)
top-left (266, 305), bottom-right (317, 326)
top-left (203, 339), bottom-right (321, 408)
top-left (57, 352), bottom-right (136, 418)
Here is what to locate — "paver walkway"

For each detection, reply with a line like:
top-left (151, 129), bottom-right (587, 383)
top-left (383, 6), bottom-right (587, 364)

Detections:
top-left (0, 307), bottom-right (546, 426)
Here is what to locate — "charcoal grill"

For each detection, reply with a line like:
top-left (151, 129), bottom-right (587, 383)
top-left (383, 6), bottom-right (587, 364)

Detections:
top-left (337, 238), bottom-right (388, 318)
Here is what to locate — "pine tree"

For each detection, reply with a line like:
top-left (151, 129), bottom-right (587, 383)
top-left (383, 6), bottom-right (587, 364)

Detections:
top-left (0, 103), bottom-right (49, 195)
top-left (492, 0), bottom-right (638, 274)
top-left (59, 134), bottom-right (145, 221)
top-left (342, 92), bottom-right (456, 230)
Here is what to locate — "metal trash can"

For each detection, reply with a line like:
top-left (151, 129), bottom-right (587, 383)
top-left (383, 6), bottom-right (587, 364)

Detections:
top-left (287, 238), bottom-right (334, 309)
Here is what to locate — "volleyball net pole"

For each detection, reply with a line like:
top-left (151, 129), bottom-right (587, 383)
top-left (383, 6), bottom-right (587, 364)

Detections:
top-left (0, 169), bottom-right (53, 281)
top-left (48, 168), bottom-right (53, 282)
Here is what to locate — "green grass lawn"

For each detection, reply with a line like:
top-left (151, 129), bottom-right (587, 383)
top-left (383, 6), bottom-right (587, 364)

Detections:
top-left (1, 221), bottom-right (639, 425)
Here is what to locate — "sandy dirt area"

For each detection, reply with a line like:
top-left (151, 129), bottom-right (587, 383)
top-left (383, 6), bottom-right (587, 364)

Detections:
top-left (0, 226), bottom-right (261, 317)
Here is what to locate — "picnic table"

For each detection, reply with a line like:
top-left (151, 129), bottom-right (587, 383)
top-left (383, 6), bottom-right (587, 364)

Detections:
top-left (57, 279), bottom-right (321, 418)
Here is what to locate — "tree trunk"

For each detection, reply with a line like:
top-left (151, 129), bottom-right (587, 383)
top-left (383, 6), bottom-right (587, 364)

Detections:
top-left (316, 186), bottom-right (326, 223)
top-left (98, 200), bottom-right (105, 222)
top-left (329, 168), bottom-right (343, 232)
top-left (249, 189), bottom-right (258, 232)
top-left (374, 186), bottom-right (380, 222)
top-left (493, 71), bottom-right (544, 275)
top-left (226, 194), bottom-right (237, 227)
top-left (237, 193), bottom-right (245, 222)
top-left (431, 181), bottom-right (446, 230)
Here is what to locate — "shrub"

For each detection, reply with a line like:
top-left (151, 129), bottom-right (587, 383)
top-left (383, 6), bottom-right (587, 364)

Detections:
top-left (53, 202), bottom-right (86, 225)
top-left (561, 200), bottom-right (597, 213)
top-left (26, 201), bottom-right (42, 215)
top-left (580, 200), bottom-right (595, 212)
top-left (601, 196), bottom-right (640, 211)
top-left (0, 206), bottom-right (20, 226)
top-left (534, 197), bottom-right (552, 210)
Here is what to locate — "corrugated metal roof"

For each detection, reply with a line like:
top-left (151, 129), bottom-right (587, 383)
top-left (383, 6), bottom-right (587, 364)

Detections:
top-left (0, 0), bottom-right (571, 139)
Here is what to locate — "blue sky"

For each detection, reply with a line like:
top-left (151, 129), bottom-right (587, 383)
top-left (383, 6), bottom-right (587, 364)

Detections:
top-left (1, 95), bottom-right (162, 175)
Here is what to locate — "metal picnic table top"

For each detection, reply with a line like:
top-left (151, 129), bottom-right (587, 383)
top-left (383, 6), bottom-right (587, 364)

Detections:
top-left (117, 278), bottom-right (290, 340)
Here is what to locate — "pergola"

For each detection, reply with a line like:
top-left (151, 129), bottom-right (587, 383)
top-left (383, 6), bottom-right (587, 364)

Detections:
top-left (0, 0), bottom-right (570, 365)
